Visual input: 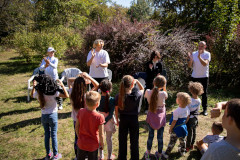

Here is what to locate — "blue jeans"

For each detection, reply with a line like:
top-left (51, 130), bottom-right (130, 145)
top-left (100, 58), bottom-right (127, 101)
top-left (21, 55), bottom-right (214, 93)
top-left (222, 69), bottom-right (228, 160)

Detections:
top-left (41, 112), bottom-right (58, 156)
top-left (147, 124), bottom-right (164, 153)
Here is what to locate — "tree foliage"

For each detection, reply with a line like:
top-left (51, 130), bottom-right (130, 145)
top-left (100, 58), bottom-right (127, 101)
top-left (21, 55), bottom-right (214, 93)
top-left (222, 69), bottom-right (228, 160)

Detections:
top-left (79, 17), bottom-right (198, 86)
top-left (127, 0), bottom-right (153, 21)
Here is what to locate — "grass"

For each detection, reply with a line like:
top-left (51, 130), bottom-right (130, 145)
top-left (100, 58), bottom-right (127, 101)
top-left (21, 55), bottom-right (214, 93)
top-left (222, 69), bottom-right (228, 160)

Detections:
top-left (0, 50), bottom-right (240, 160)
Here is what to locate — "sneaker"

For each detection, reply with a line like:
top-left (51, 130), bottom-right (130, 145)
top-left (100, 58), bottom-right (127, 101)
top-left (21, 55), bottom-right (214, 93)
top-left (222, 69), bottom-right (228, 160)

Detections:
top-left (155, 151), bottom-right (162, 160)
top-left (108, 154), bottom-right (116, 160)
top-left (58, 105), bottom-right (63, 110)
top-left (162, 151), bottom-right (168, 159)
top-left (144, 150), bottom-right (150, 160)
top-left (201, 110), bottom-right (208, 116)
top-left (53, 153), bottom-right (62, 160)
top-left (180, 151), bottom-right (186, 156)
top-left (145, 110), bottom-right (148, 114)
top-left (44, 152), bottom-right (53, 160)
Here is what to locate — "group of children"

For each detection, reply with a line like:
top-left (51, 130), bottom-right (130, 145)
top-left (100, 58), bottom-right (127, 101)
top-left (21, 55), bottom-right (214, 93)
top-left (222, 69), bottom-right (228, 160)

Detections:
top-left (31, 72), bottom-right (228, 160)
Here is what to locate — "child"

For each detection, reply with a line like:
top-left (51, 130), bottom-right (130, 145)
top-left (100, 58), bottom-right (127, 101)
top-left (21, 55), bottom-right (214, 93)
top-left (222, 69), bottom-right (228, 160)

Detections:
top-left (68, 72), bottom-right (99, 159)
top-left (97, 80), bottom-right (116, 160)
top-left (196, 122), bottom-right (224, 155)
top-left (162, 92), bottom-right (191, 159)
top-left (201, 99), bottom-right (240, 159)
top-left (115, 75), bottom-right (144, 160)
top-left (186, 81), bottom-right (204, 151)
top-left (31, 75), bottom-right (69, 160)
top-left (144, 75), bottom-right (168, 159)
top-left (75, 91), bottom-right (105, 160)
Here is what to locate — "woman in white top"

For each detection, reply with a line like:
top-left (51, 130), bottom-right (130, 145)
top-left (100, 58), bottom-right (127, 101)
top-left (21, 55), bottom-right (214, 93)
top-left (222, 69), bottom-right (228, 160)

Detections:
top-left (87, 39), bottom-right (110, 84)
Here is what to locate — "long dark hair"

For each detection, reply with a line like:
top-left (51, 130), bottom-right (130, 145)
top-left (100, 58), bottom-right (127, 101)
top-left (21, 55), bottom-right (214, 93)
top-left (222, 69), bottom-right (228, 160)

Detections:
top-left (70, 77), bottom-right (87, 110)
top-left (99, 80), bottom-right (112, 113)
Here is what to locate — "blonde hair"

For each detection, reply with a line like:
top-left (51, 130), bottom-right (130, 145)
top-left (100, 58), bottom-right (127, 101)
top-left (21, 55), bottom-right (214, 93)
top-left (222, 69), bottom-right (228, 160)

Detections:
top-left (149, 75), bottom-right (166, 113)
top-left (188, 81), bottom-right (204, 96)
top-left (199, 41), bottom-right (206, 46)
top-left (93, 39), bottom-right (104, 48)
top-left (118, 75), bottom-right (134, 110)
top-left (85, 91), bottom-right (101, 108)
top-left (177, 92), bottom-right (191, 107)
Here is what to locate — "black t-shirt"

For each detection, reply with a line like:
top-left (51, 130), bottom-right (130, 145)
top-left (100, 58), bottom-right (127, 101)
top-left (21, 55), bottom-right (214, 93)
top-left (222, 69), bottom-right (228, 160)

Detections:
top-left (145, 60), bottom-right (163, 88)
top-left (115, 87), bottom-right (143, 116)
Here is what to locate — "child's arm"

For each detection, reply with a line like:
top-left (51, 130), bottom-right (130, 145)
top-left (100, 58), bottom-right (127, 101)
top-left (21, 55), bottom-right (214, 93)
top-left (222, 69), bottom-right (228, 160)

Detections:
top-left (115, 106), bottom-right (119, 126)
top-left (169, 120), bottom-right (177, 134)
top-left (30, 80), bottom-right (37, 98)
top-left (75, 119), bottom-right (80, 138)
top-left (135, 79), bottom-right (144, 94)
top-left (99, 124), bottom-right (104, 149)
top-left (68, 77), bottom-right (76, 89)
top-left (185, 115), bottom-right (190, 124)
top-left (82, 72), bottom-right (99, 91)
top-left (57, 79), bottom-right (69, 98)
top-left (211, 101), bottom-right (227, 118)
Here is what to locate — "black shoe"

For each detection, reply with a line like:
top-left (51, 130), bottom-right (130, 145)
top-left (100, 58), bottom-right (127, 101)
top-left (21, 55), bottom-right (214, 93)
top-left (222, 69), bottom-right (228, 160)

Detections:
top-left (201, 110), bottom-right (208, 116)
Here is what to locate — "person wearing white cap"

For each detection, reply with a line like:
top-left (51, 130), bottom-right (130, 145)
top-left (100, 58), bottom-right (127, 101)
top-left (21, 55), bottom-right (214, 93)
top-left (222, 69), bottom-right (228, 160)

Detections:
top-left (39, 47), bottom-right (63, 110)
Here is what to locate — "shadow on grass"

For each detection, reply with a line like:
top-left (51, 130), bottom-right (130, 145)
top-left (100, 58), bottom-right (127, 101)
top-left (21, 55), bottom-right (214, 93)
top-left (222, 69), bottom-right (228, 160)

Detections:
top-left (187, 150), bottom-right (202, 160)
top-left (0, 60), bottom-right (38, 75)
top-left (0, 107), bottom-right (40, 119)
top-left (4, 95), bottom-right (28, 103)
top-left (1, 112), bottom-right (71, 132)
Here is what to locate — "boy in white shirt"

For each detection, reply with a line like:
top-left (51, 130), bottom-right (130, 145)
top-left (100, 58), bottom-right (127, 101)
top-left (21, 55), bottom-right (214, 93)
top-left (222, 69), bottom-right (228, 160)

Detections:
top-left (163, 92), bottom-right (191, 158)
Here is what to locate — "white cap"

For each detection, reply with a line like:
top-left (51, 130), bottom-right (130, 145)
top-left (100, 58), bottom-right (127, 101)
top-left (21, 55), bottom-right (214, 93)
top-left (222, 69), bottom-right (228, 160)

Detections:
top-left (47, 47), bottom-right (56, 52)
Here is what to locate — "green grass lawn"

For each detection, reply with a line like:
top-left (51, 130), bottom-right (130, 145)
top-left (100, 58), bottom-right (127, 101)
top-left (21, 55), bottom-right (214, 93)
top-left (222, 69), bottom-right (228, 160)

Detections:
top-left (0, 50), bottom-right (239, 160)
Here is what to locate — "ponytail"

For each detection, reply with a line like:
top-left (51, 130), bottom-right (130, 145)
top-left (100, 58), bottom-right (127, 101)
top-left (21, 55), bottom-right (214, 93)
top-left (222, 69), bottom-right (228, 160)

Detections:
top-left (149, 75), bottom-right (167, 113)
top-left (104, 91), bottom-right (110, 113)
top-left (99, 79), bottom-right (112, 113)
top-left (118, 81), bottom-right (125, 110)
top-left (149, 87), bottom-right (158, 113)
top-left (118, 75), bottom-right (134, 110)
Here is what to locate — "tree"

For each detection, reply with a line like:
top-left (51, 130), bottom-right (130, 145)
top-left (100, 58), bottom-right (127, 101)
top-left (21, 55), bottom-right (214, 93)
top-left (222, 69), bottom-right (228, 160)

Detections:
top-left (127, 0), bottom-right (153, 21)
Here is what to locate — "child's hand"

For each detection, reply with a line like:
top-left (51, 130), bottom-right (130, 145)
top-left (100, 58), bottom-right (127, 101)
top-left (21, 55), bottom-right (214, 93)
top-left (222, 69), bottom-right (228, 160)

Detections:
top-left (211, 108), bottom-right (221, 118)
top-left (56, 79), bottom-right (64, 87)
top-left (99, 142), bottom-right (104, 150)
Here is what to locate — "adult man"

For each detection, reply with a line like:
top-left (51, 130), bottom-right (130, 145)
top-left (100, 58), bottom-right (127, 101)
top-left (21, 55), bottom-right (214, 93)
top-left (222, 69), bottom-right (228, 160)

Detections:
top-left (201, 99), bottom-right (240, 160)
top-left (87, 39), bottom-right (110, 84)
top-left (188, 41), bottom-right (211, 116)
top-left (39, 47), bottom-right (63, 110)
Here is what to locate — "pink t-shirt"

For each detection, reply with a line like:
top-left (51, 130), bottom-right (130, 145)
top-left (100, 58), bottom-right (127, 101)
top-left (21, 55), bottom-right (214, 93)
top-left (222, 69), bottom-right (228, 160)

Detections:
top-left (77, 108), bottom-right (105, 152)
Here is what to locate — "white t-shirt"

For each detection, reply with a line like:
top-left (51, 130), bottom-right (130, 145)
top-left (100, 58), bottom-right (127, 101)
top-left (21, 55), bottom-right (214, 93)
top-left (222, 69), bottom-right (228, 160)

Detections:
top-left (201, 140), bottom-right (240, 160)
top-left (33, 91), bottom-right (60, 114)
top-left (144, 89), bottom-right (168, 107)
top-left (39, 56), bottom-right (59, 80)
top-left (173, 106), bottom-right (190, 120)
top-left (187, 98), bottom-right (201, 118)
top-left (203, 135), bottom-right (224, 145)
top-left (87, 49), bottom-right (110, 78)
top-left (191, 51), bottom-right (211, 78)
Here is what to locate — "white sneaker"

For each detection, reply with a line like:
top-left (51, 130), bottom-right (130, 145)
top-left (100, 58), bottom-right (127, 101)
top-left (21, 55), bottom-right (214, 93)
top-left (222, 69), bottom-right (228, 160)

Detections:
top-left (145, 110), bottom-right (148, 114)
top-left (162, 151), bottom-right (169, 159)
top-left (58, 105), bottom-right (63, 110)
